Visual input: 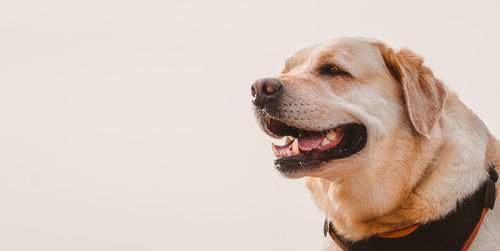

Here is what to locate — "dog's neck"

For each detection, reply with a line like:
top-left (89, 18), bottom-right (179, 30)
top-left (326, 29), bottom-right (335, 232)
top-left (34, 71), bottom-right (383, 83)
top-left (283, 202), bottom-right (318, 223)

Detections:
top-left (307, 94), bottom-right (497, 241)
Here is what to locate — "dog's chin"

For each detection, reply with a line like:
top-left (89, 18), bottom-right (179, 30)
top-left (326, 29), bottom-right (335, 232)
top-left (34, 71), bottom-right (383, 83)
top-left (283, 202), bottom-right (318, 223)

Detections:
top-left (260, 114), bottom-right (368, 178)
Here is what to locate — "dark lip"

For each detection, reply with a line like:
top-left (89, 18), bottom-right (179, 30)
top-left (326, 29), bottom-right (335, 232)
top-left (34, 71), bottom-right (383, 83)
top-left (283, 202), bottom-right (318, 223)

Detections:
top-left (258, 114), bottom-right (368, 177)
top-left (275, 124), bottom-right (367, 177)
top-left (261, 113), bottom-right (331, 139)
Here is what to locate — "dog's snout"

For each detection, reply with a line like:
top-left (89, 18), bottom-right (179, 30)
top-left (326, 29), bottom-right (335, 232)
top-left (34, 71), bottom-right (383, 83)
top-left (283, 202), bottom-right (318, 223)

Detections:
top-left (251, 78), bottom-right (283, 106)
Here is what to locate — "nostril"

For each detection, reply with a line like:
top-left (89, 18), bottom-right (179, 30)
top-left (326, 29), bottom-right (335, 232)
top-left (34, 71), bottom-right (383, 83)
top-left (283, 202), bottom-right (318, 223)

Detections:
top-left (265, 84), bottom-right (275, 95)
top-left (265, 83), bottom-right (281, 95)
top-left (251, 85), bottom-right (256, 97)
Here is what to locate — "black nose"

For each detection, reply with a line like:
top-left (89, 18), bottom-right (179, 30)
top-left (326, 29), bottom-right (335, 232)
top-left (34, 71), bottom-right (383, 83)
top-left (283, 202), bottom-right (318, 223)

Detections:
top-left (251, 78), bottom-right (283, 106)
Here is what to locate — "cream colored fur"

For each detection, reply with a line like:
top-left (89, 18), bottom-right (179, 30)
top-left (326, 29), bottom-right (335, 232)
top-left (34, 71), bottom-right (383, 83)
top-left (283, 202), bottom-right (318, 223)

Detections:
top-left (264, 37), bottom-right (500, 250)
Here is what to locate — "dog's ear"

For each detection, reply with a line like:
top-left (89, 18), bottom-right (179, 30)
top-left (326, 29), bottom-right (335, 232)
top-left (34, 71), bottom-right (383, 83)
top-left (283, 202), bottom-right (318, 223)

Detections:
top-left (377, 44), bottom-right (448, 138)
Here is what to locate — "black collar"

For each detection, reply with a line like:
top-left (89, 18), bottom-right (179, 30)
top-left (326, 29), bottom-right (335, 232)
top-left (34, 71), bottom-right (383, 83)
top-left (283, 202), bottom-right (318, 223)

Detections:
top-left (324, 164), bottom-right (498, 251)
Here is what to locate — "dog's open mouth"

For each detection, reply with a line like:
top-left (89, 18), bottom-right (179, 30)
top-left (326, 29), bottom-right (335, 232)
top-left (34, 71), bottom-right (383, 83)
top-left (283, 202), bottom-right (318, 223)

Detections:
top-left (263, 115), bottom-right (367, 176)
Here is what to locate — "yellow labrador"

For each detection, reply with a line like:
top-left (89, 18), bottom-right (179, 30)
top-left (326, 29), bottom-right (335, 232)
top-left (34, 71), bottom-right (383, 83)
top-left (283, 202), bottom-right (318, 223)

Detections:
top-left (251, 37), bottom-right (499, 250)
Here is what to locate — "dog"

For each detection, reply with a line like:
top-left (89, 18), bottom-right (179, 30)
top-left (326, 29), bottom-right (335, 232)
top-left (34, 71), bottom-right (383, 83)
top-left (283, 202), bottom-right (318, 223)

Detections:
top-left (251, 37), bottom-right (499, 250)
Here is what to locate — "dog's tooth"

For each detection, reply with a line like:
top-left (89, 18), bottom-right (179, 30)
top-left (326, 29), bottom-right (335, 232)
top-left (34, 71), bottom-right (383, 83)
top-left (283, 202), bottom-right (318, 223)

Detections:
top-left (322, 138), bottom-right (331, 146)
top-left (292, 139), bottom-right (300, 154)
top-left (272, 143), bottom-right (278, 157)
top-left (326, 129), bottom-right (337, 140)
top-left (286, 136), bottom-right (294, 144)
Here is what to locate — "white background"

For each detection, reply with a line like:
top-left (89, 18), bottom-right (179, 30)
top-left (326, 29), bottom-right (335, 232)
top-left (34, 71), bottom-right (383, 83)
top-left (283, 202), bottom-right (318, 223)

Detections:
top-left (1, 0), bottom-right (500, 250)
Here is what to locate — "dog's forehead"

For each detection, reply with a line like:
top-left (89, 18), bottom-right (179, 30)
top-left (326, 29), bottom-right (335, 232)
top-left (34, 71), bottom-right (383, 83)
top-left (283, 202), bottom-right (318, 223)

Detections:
top-left (316, 38), bottom-right (378, 57)
top-left (286, 38), bottom-right (383, 70)
top-left (283, 43), bottom-right (319, 70)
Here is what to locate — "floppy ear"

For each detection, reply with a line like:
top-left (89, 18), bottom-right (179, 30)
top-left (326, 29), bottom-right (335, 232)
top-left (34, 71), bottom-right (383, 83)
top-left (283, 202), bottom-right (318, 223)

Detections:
top-left (377, 44), bottom-right (448, 138)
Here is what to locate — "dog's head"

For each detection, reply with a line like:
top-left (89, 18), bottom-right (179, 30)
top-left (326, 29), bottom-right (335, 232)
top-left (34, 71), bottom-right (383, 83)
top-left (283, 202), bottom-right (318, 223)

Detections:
top-left (252, 37), bottom-right (448, 179)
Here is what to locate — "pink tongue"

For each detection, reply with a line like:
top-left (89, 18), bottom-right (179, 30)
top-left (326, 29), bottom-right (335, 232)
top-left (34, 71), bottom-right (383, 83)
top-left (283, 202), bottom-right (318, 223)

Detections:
top-left (298, 134), bottom-right (325, 151)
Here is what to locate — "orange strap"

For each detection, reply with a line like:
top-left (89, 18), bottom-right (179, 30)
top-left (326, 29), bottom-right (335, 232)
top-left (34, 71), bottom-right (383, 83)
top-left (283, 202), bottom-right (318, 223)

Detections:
top-left (326, 223), bottom-right (348, 251)
top-left (326, 222), bottom-right (420, 250)
top-left (375, 224), bottom-right (420, 238)
top-left (461, 207), bottom-right (489, 251)
top-left (462, 188), bottom-right (498, 251)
